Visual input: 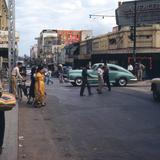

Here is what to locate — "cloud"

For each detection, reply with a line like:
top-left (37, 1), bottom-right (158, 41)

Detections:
top-left (15, 0), bottom-right (120, 56)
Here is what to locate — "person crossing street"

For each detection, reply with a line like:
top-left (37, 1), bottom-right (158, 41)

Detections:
top-left (102, 65), bottom-right (111, 91)
top-left (80, 66), bottom-right (92, 96)
top-left (97, 64), bottom-right (104, 94)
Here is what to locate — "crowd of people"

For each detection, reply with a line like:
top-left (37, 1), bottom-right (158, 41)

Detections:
top-left (11, 63), bottom-right (46, 107)
top-left (0, 60), bottom-right (147, 154)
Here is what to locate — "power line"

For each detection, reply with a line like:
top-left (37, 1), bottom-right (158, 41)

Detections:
top-left (89, 14), bottom-right (115, 19)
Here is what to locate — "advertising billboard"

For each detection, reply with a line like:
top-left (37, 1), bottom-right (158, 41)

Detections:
top-left (116, 0), bottom-right (160, 26)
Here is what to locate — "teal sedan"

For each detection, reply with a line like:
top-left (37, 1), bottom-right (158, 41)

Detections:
top-left (68, 63), bottom-right (137, 87)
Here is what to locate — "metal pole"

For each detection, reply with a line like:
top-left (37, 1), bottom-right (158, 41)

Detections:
top-left (133, 0), bottom-right (137, 65)
top-left (8, 0), bottom-right (16, 92)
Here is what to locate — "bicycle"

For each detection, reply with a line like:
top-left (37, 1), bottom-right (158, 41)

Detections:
top-left (17, 79), bottom-right (30, 102)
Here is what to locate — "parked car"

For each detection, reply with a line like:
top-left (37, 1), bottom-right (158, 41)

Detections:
top-left (68, 63), bottom-right (137, 86)
top-left (151, 78), bottom-right (160, 101)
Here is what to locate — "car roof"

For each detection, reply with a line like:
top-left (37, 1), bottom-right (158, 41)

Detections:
top-left (92, 63), bottom-right (129, 72)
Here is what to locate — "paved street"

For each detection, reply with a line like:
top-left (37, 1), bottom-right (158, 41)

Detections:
top-left (18, 80), bottom-right (160, 160)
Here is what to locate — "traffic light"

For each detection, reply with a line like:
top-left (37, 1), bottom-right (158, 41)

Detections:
top-left (129, 26), bottom-right (134, 41)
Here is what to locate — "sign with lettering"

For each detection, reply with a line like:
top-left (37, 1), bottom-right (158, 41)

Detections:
top-left (116, 0), bottom-right (160, 26)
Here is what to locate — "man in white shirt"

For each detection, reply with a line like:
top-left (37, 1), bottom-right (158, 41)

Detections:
top-left (127, 63), bottom-right (134, 74)
top-left (97, 64), bottom-right (104, 94)
top-left (11, 62), bottom-right (23, 96)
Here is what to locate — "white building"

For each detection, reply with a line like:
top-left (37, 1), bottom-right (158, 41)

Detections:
top-left (38, 30), bottom-right (58, 63)
top-left (30, 44), bottom-right (38, 59)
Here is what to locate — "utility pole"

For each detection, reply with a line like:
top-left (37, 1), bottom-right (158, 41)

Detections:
top-left (133, 0), bottom-right (137, 65)
top-left (8, 0), bottom-right (16, 92)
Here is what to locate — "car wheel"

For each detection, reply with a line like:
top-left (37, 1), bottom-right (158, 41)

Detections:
top-left (117, 78), bottom-right (127, 87)
top-left (75, 78), bottom-right (82, 86)
top-left (153, 90), bottom-right (160, 102)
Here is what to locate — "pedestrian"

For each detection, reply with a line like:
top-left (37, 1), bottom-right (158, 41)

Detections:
top-left (102, 65), bottom-right (111, 91)
top-left (127, 63), bottom-right (134, 74)
top-left (137, 61), bottom-right (145, 81)
top-left (27, 66), bottom-right (36, 104)
top-left (80, 66), bottom-right (92, 96)
top-left (97, 64), bottom-right (104, 94)
top-left (46, 69), bottom-right (53, 85)
top-left (58, 64), bottom-right (64, 83)
top-left (34, 66), bottom-right (46, 107)
top-left (11, 62), bottom-right (24, 97)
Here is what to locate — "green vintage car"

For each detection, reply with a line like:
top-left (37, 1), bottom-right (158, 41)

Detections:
top-left (151, 78), bottom-right (160, 101)
top-left (68, 63), bottom-right (137, 86)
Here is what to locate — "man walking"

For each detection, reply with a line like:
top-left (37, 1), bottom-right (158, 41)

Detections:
top-left (80, 66), bottom-right (92, 96)
top-left (97, 64), bottom-right (104, 94)
top-left (103, 65), bottom-right (111, 91)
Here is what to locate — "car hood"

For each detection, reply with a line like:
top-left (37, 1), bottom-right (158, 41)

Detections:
top-left (151, 78), bottom-right (160, 83)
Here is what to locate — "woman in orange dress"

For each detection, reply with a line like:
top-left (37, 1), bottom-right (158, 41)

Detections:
top-left (34, 66), bottom-right (46, 107)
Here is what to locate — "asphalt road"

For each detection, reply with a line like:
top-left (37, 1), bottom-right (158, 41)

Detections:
top-left (19, 80), bottom-right (160, 160)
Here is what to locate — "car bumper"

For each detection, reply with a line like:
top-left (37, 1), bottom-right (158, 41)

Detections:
top-left (68, 79), bottom-right (75, 82)
top-left (129, 78), bottom-right (138, 83)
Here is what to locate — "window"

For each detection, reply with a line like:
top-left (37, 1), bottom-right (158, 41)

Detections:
top-left (137, 35), bottom-right (152, 39)
top-left (109, 38), bottom-right (116, 45)
top-left (109, 67), bottom-right (118, 71)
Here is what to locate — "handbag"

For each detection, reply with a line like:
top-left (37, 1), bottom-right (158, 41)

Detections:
top-left (0, 93), bottom-right (16, 111)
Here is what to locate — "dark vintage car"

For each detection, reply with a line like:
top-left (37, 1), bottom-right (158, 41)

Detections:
top-left (151, 78), bottom-right (160, 101)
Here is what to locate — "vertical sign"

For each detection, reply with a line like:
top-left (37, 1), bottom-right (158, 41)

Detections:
top-left (8, 0), bottom-right (16, 92)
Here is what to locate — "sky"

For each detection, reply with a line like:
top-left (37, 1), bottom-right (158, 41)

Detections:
top-left (15, 0), bottom-right (123, 56)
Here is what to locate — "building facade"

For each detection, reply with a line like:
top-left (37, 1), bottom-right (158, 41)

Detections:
top-left (36, 29), bottom-right (92, 66)
top-left (68, 24), bottom-right (160, 77)
top-left (0, 0), bottom-right (8, 66)
top-left (0, 0), bottom-right (19, 67)
top-left (37, 30), bottom-right (58, 64)
top-left (57, 30), bottom-right (92, 45)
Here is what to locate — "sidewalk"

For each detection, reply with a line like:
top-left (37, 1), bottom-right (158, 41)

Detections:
top-left (0, 102), bottom-right (18, 160)
top-left (128, 80), bottom-right (151, 87)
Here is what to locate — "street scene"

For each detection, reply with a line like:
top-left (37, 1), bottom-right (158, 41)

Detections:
top-left (0, 0), bottom-right (160, 160)
top-left (17, 80), bottom-right (160, 160)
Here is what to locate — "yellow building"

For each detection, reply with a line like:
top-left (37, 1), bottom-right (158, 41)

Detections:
top-left (0, 1), bottom-right (20, 66)
top-left (72, 24), bottom-right (160, 77)
top-left (0, 0), bottom-right (8, 31)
